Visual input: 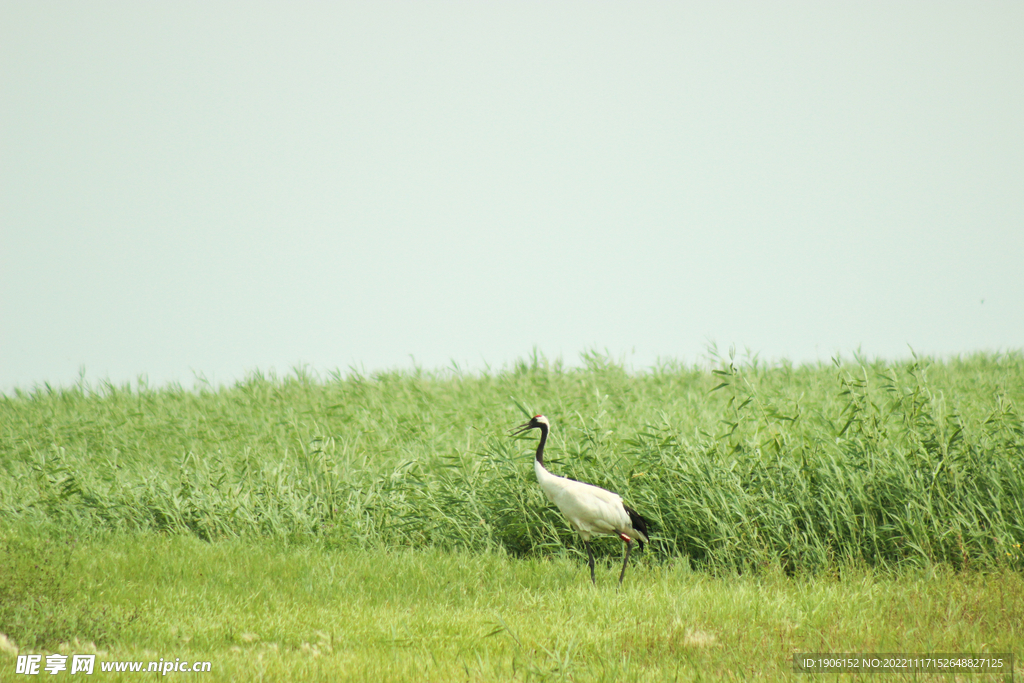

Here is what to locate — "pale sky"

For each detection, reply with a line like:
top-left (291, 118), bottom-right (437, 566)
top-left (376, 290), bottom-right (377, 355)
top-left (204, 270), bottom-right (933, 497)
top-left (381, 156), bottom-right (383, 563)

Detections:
top-left (2, 3), bottom-right (1022, 392)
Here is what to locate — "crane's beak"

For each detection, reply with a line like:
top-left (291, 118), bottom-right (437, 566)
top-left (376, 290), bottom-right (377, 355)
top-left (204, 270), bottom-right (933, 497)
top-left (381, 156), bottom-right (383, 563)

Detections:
top-left (510, 421), bottom-right (534, 436)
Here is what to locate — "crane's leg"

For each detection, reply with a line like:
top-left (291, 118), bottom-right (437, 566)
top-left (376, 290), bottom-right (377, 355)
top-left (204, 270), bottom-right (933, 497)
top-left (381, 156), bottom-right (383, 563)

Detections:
top-left (618, 538), bottom-right (633, 586)
top-left (585, 541), bottom-right (596, 585)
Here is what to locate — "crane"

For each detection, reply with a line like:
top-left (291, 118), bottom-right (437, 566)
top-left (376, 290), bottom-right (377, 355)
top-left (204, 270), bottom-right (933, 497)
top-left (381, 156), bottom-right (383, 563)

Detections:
top-left (511, 414), bottom-right (650, 585)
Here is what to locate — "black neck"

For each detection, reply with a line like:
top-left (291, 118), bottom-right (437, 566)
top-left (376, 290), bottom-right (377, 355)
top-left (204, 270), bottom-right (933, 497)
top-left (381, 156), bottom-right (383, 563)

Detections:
top-left (535, 423), bottom-right (548, 466)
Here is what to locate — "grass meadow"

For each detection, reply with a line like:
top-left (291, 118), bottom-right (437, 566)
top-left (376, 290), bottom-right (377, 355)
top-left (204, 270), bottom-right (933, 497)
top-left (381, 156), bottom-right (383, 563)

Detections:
top-left (2, 351), bottom-right (1022, 680)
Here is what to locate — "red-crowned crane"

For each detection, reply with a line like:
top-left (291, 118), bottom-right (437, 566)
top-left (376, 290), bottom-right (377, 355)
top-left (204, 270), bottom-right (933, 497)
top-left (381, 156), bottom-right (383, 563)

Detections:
top-left (512, 414), bottom-right (650, 585)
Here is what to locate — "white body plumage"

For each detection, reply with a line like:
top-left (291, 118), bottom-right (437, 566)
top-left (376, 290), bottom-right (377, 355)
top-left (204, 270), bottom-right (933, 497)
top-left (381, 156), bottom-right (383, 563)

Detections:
top-left (534, 459), bottom-right (648, 544)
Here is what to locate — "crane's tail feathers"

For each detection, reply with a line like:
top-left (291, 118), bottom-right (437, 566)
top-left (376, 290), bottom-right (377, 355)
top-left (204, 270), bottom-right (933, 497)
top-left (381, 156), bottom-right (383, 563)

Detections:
top-left (623, 504), bottom-right (650, 550)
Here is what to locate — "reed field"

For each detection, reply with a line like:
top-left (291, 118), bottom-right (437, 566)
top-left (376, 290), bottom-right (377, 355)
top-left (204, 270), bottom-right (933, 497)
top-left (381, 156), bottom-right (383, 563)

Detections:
top-left (2, 351), bottom-right (1023, 680)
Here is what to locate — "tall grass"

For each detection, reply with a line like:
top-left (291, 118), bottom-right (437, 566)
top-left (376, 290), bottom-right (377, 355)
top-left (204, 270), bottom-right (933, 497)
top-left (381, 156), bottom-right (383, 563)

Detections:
top-left (2, 352), bottom-right (1022, 572)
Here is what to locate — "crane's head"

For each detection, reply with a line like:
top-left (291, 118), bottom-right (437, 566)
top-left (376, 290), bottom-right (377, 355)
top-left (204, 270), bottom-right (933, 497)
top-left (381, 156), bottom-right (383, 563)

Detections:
top-left (511, 414), bottom-right (549, 435)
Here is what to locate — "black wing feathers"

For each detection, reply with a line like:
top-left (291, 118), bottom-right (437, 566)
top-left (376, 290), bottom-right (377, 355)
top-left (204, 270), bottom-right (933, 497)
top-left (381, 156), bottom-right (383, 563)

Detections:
top-left (622, 504), bottom-right (650, 550)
